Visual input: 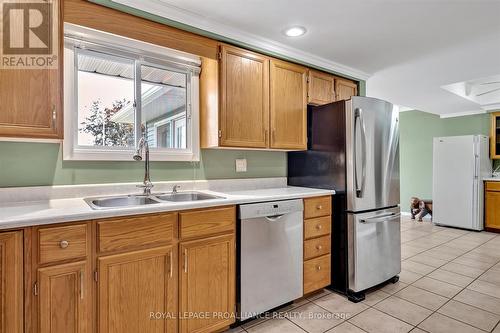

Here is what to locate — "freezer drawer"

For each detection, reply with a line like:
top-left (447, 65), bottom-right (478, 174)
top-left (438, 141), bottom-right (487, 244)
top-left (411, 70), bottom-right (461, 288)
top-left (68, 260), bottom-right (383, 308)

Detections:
top-left (348, 206), bottom-right (401, 293)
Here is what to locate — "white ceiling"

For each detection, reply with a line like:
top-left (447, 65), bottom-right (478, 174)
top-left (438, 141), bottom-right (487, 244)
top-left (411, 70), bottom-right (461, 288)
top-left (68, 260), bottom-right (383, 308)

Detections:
top-left (114, 0), bottom-right (500, 116)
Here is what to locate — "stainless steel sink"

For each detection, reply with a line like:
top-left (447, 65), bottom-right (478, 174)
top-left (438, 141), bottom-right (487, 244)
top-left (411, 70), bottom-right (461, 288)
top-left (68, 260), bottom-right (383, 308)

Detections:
top-left (85, 191), bottom-right (224, 209)
top-left (85, 195), bottom-right (160, 209)
top-left (155, 191), bottom-right (223, 202)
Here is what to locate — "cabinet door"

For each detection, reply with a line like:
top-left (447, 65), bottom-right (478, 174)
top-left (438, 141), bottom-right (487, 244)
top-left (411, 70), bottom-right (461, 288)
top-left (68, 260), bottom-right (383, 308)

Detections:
top-left (490, 112), bottom-right (500, 159)
top-left (308, 70), bottom-right (335, 105)
top-left (0, 231), bottom-right (23, 333)
top-left (219, 44), bottom-right (269, 148)
top-left (180, 234), bottom-right (235, 333)
top-left (270, 59), bottom-right (307, 150)
top-left (98, 246), bottom-right (177, 333)
top-left (486, 190), bottom-right (500, 230)
top-left (335, 78), bottom-right (358, 101)
top-left (38, 261), bottom-right (91, 333)
top-left (0, 0), bottom-right (62, 139)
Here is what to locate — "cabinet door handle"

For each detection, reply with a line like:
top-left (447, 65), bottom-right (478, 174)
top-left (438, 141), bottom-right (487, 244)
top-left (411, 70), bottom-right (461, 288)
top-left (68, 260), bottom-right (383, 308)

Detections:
top-left (316, 265), bottom-right (321, 271)
top-left (184, 249), bottom-right (188, 273)
top-left (51, 104), bottom-right (57, 128)
top-left (265, 129), bottom-right (268, 145)
top-left (80, 270), bottom-right (84, 300)
top-left (169, 251), bottom-right (173, 278)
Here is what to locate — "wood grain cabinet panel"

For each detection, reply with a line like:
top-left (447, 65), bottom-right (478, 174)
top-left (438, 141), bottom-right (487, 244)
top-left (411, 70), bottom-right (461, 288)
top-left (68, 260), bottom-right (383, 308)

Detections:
top-left (270, 59), bottom-right (307, 150)
top-left (38, 224), bottom-right (88, 264)
top-left (303, 254), bottom-right (331, 294)
top-left (219, 44), bottom-right (269, 148)
top-left (335, 77), bottom-right (358, 101)
top-left (308, 70), bottom-right (335, 105)
top-left (98, 246), bottom-right (177, 333)
top-left (304, 235), bottom-right (331, 260)
top-left (0, 231), bottom-right (24, 333)
top-left (485, 182), bottom-right (500, 231)
top-left (179, 206), bottom-right (236, 240)
top-left (180, 234), bottom-right (235, 333)
top-left (304, 196), bottom-right (332, 219)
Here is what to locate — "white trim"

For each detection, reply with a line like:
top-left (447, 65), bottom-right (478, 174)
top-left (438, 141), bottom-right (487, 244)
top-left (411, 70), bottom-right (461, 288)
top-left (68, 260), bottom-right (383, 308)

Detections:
top-left (439, 110), bottom-right (487, 119)
top-left (0, 137), bottom-right (63, 144)
top-left (111, 0), bottom-right (370, 80)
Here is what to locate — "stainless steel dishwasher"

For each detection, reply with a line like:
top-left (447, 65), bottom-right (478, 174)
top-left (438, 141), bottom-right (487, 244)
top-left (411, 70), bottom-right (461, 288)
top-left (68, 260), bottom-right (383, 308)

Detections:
top-left (239, 199), bottom-right (303, 320)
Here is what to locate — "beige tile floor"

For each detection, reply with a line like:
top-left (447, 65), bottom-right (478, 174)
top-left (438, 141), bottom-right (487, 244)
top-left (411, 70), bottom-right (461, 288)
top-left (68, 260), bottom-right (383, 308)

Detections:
top-left (227, 216), bottom-right (500, 333)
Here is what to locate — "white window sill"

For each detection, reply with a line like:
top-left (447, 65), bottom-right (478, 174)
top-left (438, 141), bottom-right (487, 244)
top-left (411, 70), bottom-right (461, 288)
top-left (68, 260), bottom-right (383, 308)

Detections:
top-left (63, 149), bottom-right (200, 162)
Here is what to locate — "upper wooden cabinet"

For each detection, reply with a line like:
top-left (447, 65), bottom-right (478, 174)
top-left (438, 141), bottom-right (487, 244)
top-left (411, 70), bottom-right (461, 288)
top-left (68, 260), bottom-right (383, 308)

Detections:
top-left (307, 70), bottom-right (335, 105)
top-left (0, 0), bottom-right (62, 139)
top-left (219, 45), bottom-right (269, 148)
top-left (0, 231), bottom-right (24, 333)
top-left (490, 112), bottom-right (500, 159)
top-left (270, 59), bottom-right (308, 150)
top-left (335, 77), bottom-right (358, 101)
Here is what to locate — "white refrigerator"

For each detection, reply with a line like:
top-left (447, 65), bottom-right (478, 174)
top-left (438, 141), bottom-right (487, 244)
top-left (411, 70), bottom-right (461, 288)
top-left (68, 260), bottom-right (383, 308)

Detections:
top-left (432, 135), bottom-right (491, 230)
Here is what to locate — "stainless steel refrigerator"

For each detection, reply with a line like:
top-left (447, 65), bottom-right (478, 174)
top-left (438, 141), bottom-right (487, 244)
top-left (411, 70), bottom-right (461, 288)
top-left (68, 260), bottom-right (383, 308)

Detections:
top-left (288, 96), bottom-right (401, 302)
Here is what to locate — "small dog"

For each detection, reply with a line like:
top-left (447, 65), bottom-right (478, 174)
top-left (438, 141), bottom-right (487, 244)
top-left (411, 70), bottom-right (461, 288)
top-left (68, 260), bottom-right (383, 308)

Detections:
top-left (410, 197), bottom-right (432, 222)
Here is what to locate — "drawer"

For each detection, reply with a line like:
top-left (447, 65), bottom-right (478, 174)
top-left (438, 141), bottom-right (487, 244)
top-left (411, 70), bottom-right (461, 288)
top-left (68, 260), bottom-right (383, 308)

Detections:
top-left (304, 196), bottom-right (331, 219)
top-left (38, 224), bottom-right (88, 264)
top-left (98, 213), bottom-right (176, 253)
top-left (304, 216), bottom-right (331, 240)
top-left (179, 206), bottom-right (236, 240)
top-left (304, 235), bottom-right (331, 260)
top-left (486, 181), bottom-right (500, 192)
top-left (304, 254), bottom-right (331, 294)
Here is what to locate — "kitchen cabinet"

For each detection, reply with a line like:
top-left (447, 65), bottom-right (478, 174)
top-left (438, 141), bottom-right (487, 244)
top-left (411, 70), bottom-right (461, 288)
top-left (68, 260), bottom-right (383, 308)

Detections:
top-left (302, 196), bottom-right (332, 295)
top-left (308, 70), bottom-right (335, 105)
top-left (485, 181), bottom-right (500, 232)
top-left (490, 112), bottom-right (500, 159)
top-left (38, 261), bottom-right (91, 333)
top-left (335, 77), bottom-right (358, 101)
top-left (0, 0), bottom-right (62, 139)
top-left (270, 59), bottom-right (308, 150)
top-left (0, 231), bottom-right (24, 333)
top-left (219, 45), bottom-right (269, 148)
top-left (98, 246), bottom-right (177, 333)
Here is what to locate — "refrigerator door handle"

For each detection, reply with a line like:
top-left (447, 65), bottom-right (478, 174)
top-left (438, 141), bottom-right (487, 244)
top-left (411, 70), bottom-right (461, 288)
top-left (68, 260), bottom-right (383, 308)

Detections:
top-left (474, 154), bottom-right (479, 179)
top-left (354, 108), bottom-right (367, 198)
top-left (360, 212), bottom-right (401, 224)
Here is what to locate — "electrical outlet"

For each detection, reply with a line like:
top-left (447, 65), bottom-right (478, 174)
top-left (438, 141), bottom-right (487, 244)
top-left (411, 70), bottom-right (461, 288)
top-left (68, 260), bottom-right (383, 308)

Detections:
top-left (235, 158), bottom-right (247, 172)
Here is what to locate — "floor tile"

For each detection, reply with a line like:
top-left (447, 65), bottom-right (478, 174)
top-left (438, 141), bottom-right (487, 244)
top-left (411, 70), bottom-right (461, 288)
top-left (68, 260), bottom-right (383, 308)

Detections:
top-left (348, 308), bottom-right (413, 333)
top-left (362, 290), bottom-right (390, 306)
top-left (374, 295), bottom-right (433, 325)
top-left (418, 312), bottom-right (483, 333)
top-left (437, 300), bottom-right (500, 332)
top-left (409, 254), bottom-right (448, 268)
top-left (451, 256), bottom-right (495, 270)
top-left (306, 289), bottom-right (332, 301)
top-left (402, 260), bottom-right (436, 275)
top-left (409, 329), bottom-right (427, 333)
top-left (439, 262), bottom-right (485, 278)
top-left (412, 277), bottom-right (462, 298)
top-left (479, 268), bottom-right (500, 286)
top-left (459, 252), bottom-right (500, 264)
top-left (395, 286), bottom-right (448, 311)
top-left (241, 317), bottom-right (270, 330)
top-left (287, 302), bottom-right (343, 333)
top-left (380, 281), bottom-right (408, 294)
top-left (427, 269), bottom-right (474, 287)
top-left (494, 323), bottom-right (500, 333)
top-left (222, 327), bottom-right (245, 333)
top-left (467, 279), bottom-right (500, 299)
top-left (246, 318), bottom-right (305, 333)
top-left (326, 322), bottom-right (367, 333)
top-left (313, 292), bottom-right (369, 320)
top-left (398, 269), bottom-right (424, 284)
top-left (453, 289), bottom-right (500, 315)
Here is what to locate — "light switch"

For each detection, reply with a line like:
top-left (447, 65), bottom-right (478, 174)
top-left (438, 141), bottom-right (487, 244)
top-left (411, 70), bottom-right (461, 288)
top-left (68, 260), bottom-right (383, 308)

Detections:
top-left (235, 158), bottom-right (247, 172)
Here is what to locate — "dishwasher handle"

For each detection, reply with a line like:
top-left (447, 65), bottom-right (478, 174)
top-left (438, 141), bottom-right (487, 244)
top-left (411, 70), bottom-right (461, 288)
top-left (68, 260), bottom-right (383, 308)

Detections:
top-left (264, 214), bottom-right (285, 222)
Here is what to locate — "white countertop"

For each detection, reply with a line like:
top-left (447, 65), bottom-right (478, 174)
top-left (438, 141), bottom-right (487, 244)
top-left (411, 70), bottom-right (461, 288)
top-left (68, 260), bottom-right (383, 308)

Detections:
top-left (484, 177), bottom-right (500, 182)
top-left (0, 186), bottom-right (334, 230)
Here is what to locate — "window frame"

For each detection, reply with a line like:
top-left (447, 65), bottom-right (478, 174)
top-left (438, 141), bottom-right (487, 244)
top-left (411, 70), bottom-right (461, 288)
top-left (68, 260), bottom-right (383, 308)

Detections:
top-left (63, 24), bottom-right (200, 162)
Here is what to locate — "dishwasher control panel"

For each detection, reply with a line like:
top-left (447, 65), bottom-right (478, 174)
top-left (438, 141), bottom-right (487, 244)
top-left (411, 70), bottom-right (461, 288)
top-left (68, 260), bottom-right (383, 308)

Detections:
top-left (238, 199), bottom-right (303, 219)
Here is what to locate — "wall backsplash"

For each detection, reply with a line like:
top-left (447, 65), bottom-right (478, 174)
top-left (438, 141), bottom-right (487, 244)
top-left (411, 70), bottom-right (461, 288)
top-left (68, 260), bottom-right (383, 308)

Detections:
top-left (0, 142), bottom-right (286, 187)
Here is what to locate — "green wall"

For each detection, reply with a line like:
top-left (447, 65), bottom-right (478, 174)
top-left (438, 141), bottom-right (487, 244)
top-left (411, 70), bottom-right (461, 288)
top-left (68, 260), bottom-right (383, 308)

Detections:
top-left (0, 142), bottom-right (286, 187)
top-left (399, 110), bottom-right (493, 212)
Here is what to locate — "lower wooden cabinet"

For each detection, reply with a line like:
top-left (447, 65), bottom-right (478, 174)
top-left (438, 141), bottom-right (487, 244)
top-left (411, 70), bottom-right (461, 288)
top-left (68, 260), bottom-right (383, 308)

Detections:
top-left (98, 246), bottom-right (177, 333)
top-left (180, 234), bottom-right (235, 333)
top-left (38, 261), bottom-right (92, 333)
top-left (0, 231), bottom-right (24, 333)
top-left (485, 181), bottom-right (500, 231)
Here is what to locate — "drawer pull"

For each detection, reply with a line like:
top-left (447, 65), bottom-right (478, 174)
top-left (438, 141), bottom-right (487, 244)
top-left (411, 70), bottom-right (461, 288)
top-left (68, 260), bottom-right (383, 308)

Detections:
top-left (59, 240), bottom-right (69, 249)
top-left (316, 266), bottom-right (322, 271)
top-left (316, 245), bottom-right (323, 250)
top-left (316, 224), bottom-right (322, 230)
top-left (317, 205), bottom-right (323, 210)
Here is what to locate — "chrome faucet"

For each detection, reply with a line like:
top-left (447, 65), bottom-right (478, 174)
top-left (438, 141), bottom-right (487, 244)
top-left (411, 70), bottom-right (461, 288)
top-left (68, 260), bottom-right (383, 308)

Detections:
top-left (172, 185), bottom-right (181, 194)
top-left (133, 129), bottom-right (153, 195)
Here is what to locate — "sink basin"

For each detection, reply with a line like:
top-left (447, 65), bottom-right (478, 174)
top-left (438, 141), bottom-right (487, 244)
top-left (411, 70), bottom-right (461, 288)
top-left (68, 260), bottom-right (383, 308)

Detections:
top-left (155, 191), bottom-right (223, 202)
top-left (85, 195), bottom-right (160, 209)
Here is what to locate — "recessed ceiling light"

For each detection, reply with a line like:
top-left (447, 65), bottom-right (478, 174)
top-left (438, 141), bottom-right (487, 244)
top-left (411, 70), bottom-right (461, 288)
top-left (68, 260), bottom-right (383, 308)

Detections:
top-left (283, 26), bottom-right (307, 37)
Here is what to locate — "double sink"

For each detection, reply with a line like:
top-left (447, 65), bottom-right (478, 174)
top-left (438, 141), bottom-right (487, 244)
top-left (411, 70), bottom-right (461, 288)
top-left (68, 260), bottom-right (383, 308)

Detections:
top-left (85, 191), bottom-right (223, 210)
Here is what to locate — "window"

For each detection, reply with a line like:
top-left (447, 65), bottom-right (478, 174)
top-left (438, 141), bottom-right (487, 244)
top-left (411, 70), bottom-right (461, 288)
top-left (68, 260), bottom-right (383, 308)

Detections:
top-left (63, 24), bottom-right (200, 161)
